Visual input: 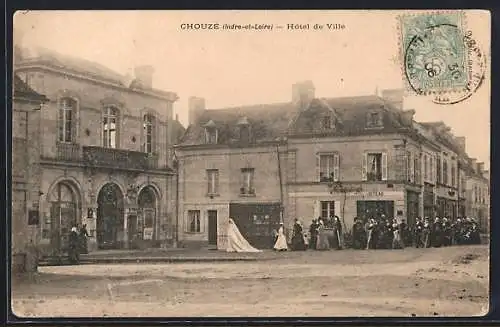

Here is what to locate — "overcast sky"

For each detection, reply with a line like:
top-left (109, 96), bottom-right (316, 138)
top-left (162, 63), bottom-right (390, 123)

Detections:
top-left (14, 10), bottom-right (490, 168)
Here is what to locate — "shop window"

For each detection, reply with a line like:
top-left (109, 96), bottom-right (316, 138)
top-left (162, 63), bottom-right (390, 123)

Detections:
top-left (240, 168), bottom-right (255, 195)
top-left (207, 169), bottom-right (219, 195)
top-left (318, 153), bottom-right (339, 182)
top-left (187, 210), bottom-right (201, 233)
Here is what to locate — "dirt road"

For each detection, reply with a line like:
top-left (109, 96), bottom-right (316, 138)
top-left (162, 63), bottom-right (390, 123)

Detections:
top-left (11, 245), bottom-right (489, 317)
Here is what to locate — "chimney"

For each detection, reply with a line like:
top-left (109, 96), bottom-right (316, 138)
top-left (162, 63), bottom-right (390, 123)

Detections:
top-left (292, 80), bottom-right (315, 110)
top-left (188, 96), bottom-right (206, 126)
top-left (455, 136), bottom-right (466, 153)
top-left (400, 109), bottom-right (415, 126)
top-left (381, 89), bottom-right (405, 110)
top-left (470, 158), bottom-right (477, 172)
top-left (134, 65), bottom-right (154, 89)
top-left (477, 162), bottom-right (484, 174)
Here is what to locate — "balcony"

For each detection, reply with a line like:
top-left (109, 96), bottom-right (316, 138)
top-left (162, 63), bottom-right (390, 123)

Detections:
top-left (56, 142), bottom-right (81, 162)
top-left (83, 146), bottom-right (158, 170)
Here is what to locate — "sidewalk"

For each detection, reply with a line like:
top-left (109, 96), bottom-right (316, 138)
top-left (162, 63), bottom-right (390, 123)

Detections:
top-left (38, 247), bottom-right (289, 266)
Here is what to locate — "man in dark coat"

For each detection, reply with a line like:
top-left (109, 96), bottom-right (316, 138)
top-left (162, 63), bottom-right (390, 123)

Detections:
top-left (352, 217), bottom-right (366, 250)
top-left (79, 224), bottom-right (90, 254)
top-left (68, 226), bottom-right (80, 264)
top-left (414, 217), bottom-right (424, 248)
top-left (432, 217), bottom-right (443, 247)
top-left (333, 216), bottom-right (343, 250)
top-left (309, 219), bottom-right (319, 250)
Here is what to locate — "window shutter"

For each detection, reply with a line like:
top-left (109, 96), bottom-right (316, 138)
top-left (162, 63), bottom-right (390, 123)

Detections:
top-left (381, 152), bottom-right (388, 181)
top-left (362, 153), bottom-right (367, 181)
top-left (315, 153), bottom-right (320, 182)
top-left (410, 153), bottom-right (415, 182)
top-left (333, 153), bottom-right (340, 182)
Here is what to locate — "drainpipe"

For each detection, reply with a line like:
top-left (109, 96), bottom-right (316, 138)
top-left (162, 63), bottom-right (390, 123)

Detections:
top-left (276, 141), bottom-right (284, 223)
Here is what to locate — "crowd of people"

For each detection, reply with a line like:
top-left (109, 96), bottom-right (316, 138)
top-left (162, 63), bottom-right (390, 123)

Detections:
top-left (272, 215), bottom-right (482, 251)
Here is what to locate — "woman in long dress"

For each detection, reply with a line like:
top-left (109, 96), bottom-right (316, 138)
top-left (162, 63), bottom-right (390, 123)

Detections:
top-left (273, 223), bottom-right (288, 251)
top-left (291, 219), bottom-right (306, 251)
top-left (226, 218), bottom-right (262, 253)
top-left (316, 220), bottom-right (330, 250)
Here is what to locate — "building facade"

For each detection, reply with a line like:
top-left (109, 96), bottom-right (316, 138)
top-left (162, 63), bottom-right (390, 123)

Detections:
top-left (177, 82), bottom-right (487, 250)
top-left (12, 74), bottom-right (48, 272)
top-left (14, 48), bottom-right (184, 255)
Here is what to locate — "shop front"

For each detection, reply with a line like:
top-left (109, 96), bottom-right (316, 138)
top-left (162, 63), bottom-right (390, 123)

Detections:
top-left (356, 200), bottom-right (395, 223)
top-left (229, 202), bottom-right (281, 249)
top-left (423, 185), bottom-right (435, 219)
top-left (436, 196), bottom-right (457, 220)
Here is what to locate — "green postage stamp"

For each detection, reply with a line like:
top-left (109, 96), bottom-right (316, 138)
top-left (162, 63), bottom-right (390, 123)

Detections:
top-left (399, 11), bottom-right (486, 104)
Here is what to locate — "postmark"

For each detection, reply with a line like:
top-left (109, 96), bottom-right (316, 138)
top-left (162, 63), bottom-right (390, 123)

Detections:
top-left (399, 12), bottom-right (486, 104)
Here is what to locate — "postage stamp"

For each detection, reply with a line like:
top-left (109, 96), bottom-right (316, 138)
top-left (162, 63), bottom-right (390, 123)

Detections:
top-left (399, 11), bottom-right (486, 104)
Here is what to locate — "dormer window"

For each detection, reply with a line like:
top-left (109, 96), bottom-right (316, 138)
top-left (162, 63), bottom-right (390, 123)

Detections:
top-left (321, 115), bottom-right (336, 130)
top-left (366, 111), bottom-right (383, 128)
top-left (236, 116), bottom-right (251, 143)
top-left (204, 120), bottom-right (218, 144)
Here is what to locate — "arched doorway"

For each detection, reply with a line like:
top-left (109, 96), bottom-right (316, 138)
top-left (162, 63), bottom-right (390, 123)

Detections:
top-left (137, 186), bottom-right (157, 244)
top-left (48, 182), bottom-right (79, 254)
top-left (97, 183), bottom-right (124, 249)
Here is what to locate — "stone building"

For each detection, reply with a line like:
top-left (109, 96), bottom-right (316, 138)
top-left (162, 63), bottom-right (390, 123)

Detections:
top-left (176, 82), bottom-right (479, 249)
top-left (464, 159), bottom-right (490, 232)
top-left (12, 74), bottom-right (48, 272)
top-left (14, 47), bottom-right (184, 254)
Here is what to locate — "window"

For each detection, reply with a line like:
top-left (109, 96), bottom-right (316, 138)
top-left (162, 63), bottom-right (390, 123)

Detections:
top-left (318, 153), bottom-right (339, 182)
top-left (406, 151), bottom-right (413, 182)
top-left (366, 153), bottom-right (383, 181)
top-left (143, 114), bottom-right (156, 153)
top-left (414, 156), bottom-right (420, 184)
top-left (443, 160), bottom-right (448, 185)
top-left (320, 201), bottom-right (335, 220)
top-left (240, 168), bottom-right (255, 195)
top-left (58, 98), bottom-right (76, 143)
top-left (424, 155), bottom-right (428, 181)
top-left (430, 156), bottom-right (434, 182)
top-left (436, 157), bottom-right (442, 184)
top-left (207, 169), bottom-right (219, 195)
top-left (205, 127), bottom-right (218, 144)
top-left (103, 106), bottom-right (118, 148)
top-left (451, 164), bottom-right (456, 187)
top-left (187, 210), bottom-right (201, 233)
top-left (366, 111), bottom-right (383, 128)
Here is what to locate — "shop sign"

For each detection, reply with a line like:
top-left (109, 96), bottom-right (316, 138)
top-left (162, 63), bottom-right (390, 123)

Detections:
top-left (347, 191), bottom-right (385, 198)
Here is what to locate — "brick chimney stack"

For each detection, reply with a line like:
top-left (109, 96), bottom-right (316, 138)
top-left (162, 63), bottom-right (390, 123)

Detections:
top-left (134, 65), bottom-right (154, 89)
top-left (292, 80), bottom-right (315, 110)
top-left (188, 96), bottom-right (206, 126)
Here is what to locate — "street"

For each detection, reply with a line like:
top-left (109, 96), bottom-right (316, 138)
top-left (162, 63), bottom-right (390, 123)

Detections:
top-left (12, 245), bottom-right (489, 317)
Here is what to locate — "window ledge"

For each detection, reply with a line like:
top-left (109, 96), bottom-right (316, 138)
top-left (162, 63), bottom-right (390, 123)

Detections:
top-left (206, 193), bottom-right (220, 198)
top-left (239, 193), bottom-right (256, 197)
top-left (184, 231), bottom-right (203, 234)
top-left (365, 126), bottom-right (384, 130)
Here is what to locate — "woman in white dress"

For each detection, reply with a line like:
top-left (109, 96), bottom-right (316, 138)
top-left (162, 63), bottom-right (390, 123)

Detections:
top-left (273, 223), bottom-right (288, 251)
top-left (226, 218), bottom-right (262, 253)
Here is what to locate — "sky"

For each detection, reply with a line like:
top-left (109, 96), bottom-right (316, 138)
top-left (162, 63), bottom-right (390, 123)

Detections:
top-left (13, 10), bottom-right (491, 168)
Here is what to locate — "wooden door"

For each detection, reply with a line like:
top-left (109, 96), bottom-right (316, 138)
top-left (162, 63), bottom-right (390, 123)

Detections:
top-left (208, 210), bottom-right (218, 245)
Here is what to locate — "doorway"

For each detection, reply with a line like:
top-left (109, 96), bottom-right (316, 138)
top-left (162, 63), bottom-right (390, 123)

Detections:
top-left (208, 210), bottom-right (218, 246)
top-left (48, 182), bottom-right (78, 254)
top-left (97, 183), bottom-right (124, 249)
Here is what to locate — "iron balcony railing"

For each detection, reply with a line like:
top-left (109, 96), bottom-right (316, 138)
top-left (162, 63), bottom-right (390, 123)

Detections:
top-left (82, 146), bottom-right (158, 170)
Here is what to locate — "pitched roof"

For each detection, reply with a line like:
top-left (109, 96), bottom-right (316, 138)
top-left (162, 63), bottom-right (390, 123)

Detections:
top-left (19, 47), bottom-right (126, 85)
top-left (290, 95), bottom-right (408, 136)
top-left (13, 74), bottom-right (48, 102)
top-left (180, 102), bottom-right (298, 145)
